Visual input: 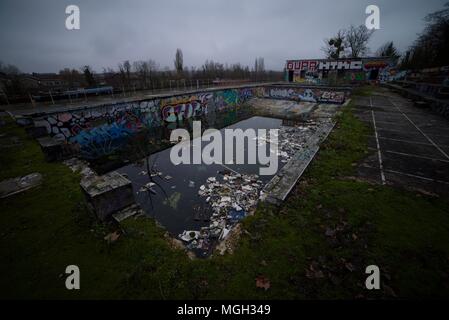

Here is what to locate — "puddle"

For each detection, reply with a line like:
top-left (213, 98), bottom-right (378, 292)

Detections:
top-left (115, 115), bottom-right (323, 257)
top-left (116, 116), bottom-right (282, 236)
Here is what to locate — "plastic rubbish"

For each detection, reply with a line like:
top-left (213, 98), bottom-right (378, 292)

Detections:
top-left (179, 172), bottom-right (263, 254)
top-left (179, 230), bottom-right (201, 242)
top-left (228, 209), bottom-right (247, 223)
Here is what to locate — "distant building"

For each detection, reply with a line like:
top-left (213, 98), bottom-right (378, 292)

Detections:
top-left (285, 57), bottom-right (394, 84)
top-left (20, 73), bottom-right (69, 92)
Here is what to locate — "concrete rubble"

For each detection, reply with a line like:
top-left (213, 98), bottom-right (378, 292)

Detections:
top-left (176, 118), bottom-right (335, 257)
top-left (257, 119), bottom-right (320, 163)
top-left (63, 157), bottom-right (95, 178)
top-left (37, 136), bottom-right (64, 162)
top-left (0, 172), bottom-right (43, 198)
top-left (261, 119), bottom-right (336, 205)
top-left (80, 171), bottom-right (135, 221)
top-left (112, 203), bottom-right (144, 222)
top-left (64, 157), bottom-right (141, 222)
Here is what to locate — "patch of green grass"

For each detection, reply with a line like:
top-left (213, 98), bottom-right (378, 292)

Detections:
top-left (351, 85), bottom-right (374, 97)
top-left (0, 118), bottom-right (184, 299)
top-left (1, 96), bottom-right (448, 299)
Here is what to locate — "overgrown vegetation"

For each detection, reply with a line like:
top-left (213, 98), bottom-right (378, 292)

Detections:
top-left (1, 91), bottom-right (448, 299)
top-left (400, 2), bottom-right (449, 69)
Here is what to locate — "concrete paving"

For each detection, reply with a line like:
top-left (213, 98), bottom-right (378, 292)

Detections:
top-left (353, 88), bottom-right (449, 196)
top-left (3, 82), bottom-right (277, 116)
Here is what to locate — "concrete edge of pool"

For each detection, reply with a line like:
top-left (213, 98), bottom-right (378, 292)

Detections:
top-left (64, 98), bottom-right (349, 258)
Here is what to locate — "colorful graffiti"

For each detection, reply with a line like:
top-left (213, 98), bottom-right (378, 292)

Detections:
top-left (161, 96), bottom-right (204, 122)
top-left (287, 58), bottom-right (392, 83)
top-left (345, 72), bottom-right (366, 82)
top-left (32, 85), bottom-right (347, 159)
top-left (264, 86), bottom-right (346, 104)
top-left (35, 100), bottom-right (162, 143)
top-left (318, 91), bottom-right (345, 104)
top-left (71, 122), bottom-right (133, 159)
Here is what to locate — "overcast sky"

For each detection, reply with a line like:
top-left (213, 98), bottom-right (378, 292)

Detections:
top-left (0, 0), bottom-right (446, 73)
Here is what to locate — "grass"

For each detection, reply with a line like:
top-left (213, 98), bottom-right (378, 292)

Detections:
top-left (1, 90), bottom-right (448, 299)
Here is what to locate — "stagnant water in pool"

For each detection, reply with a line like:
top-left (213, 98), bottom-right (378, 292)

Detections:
top-left (116, 116), bottom-right (285, 237)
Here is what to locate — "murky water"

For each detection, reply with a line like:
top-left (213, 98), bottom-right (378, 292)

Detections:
top-left (116, 116), bottom-right (284, 236)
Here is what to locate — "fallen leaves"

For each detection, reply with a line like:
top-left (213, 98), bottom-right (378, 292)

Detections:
top-left (104, 231), bottom-right (120, 243)
top-left (305, 261), bottom-right (325, 279)
top-left (255, 275), bottom-right (270, 291)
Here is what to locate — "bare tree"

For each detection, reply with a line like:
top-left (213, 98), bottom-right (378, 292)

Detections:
top-left (174, 48), bottom-right (183, 74)
top-left (147, 59), bottom-right (158, 85)
top-left (254, 57), bottom-right (265, 81)
top-left (322, 30), bottom-right (345, 59)
top-left (344, 25), bottom-right (374, 58)
top-left (59, 68), bottom-right (82, 88)
top-left (118, 60), bottom-right (132, 89)
top-left (133, 61), bottom-right (149, 89)
top-left (376, 42), bottom-right (400, 64)
top-left (0, 61), bottom-right (20, 75)
top-left (401, 2), bottom-right (449, 69)
top-left (123, 60), bottom-right (131, 83)
top-left (82, 65), bottom-right (96, 87)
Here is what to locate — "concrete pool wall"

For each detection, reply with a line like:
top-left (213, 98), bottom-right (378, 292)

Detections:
top-left (29, 84), bottom-right (351, 159)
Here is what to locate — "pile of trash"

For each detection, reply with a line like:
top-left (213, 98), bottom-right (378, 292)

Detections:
top-left (258, 121), bottom-right (319, 163)
top-left (178, 171), bottom-right (263, 256)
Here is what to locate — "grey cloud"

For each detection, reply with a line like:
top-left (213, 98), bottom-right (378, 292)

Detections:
top-left (0, 0), bottom-right (446, 73)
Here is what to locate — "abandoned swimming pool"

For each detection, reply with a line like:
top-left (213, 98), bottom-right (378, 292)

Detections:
top-left (115, 115), bottom-right (324, 257)
top-left (25, 84), bottom-right (348, 257)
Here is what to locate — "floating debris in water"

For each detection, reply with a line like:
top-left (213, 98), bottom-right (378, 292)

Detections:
top-left (188, 180), bottom-right (195, 188)
top-left (256, 121), bottom-right (319, 163)
top-left (145, 182), bottom-right (156, 188)
top-left (179, 171), bottom-right (263, 255)
top-left (179, 230), bottom-right (201, 242)
top-left (151, 171), bottom-right (163, 177)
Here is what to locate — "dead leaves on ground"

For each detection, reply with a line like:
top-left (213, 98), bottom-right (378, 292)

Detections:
top-left (255, 275), bottom-right (270, 291)
top-left (104, 230), bottom-right (120, 243)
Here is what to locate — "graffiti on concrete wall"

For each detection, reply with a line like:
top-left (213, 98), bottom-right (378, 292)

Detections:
top-left (287, 59), bottom-right (364, 71)
top-left (345, 72), bottom-right (366, 82)
top-left (32, 86), bottom-right (346, 159)
top-left (34, 87), bottom-right (256, 158)
top-left (287, 58), bottom-right (392, 83)
top-left (264, 86), bottom-right (346, 104)
top-left (318, 91), bottom-right (345, 103)
top-left (161, 95), bottom-right (207, 122)
top-left (35, 100), bottom-right (162, 142)
top-left (269, 88), bottom-right (294, 99)
top-left (34, 100), bottom-right (163, 158)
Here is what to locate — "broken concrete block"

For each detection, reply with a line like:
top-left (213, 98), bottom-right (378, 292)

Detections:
top-left (26, 126), bottom-right (48, 139)
top-left (112, 203), bottom-right (143, 222)
top-left (15, 115), bottom-right (33, 127)
top-left (0, 172), bottom-right (43, 198)
top-left (80, 171), bottom-right (135, 221)
top-left (37, 136), bottom-right (63, 162)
